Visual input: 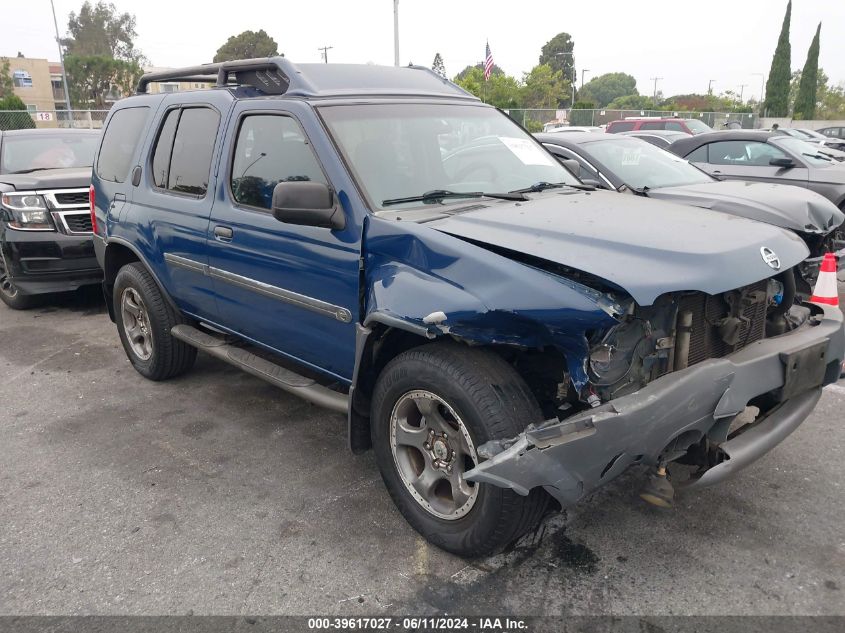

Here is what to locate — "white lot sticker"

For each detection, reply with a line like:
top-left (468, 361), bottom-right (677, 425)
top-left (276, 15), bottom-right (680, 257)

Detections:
top-left (621, 148), bottom-right (643, 166)
top-left (499, 137), bottom-right (556, 166)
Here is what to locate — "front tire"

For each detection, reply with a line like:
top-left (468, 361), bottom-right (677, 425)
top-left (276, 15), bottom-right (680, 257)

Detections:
top-left (0, 259), bottom-right (37, 310)
top-left (371, 343), bottom-right (549, 557)
top-left (113, 262), bottom-right (196, 381)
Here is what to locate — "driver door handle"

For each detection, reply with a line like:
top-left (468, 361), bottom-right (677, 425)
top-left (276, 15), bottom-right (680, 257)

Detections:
top-left (213, 225), bottom-right (233, 241)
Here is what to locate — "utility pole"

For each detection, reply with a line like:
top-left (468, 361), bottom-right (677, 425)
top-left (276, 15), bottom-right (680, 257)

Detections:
top-left (581, 69), bottom-right (590, 90)
top-left (708, 79), bottom-right (715, 95)
top-left (650, 77), bottom-right (663, 107)
top-left (739, 84), bottom-right (748, 104)
top-left (393, 0), bottom-right (400, 67)
top-left (317, 46), bottom-right (333, 63)
top-left (50, 0), bottom-right (72, 118)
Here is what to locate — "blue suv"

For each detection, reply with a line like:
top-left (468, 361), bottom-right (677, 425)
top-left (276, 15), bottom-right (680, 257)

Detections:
top-left (91, 58), bottom-right (844, 557)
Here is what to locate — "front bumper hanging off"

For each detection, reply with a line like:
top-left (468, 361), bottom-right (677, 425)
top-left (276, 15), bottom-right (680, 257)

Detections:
top-left (464, 303), bottom-right (845, 507)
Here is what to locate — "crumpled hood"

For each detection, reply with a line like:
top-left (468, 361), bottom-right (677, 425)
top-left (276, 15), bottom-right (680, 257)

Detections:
top-left (647, 180), bottom-right (844, 234)
top-left (429, 189), bottom-right (809, 306)
top-left (0, 167), bottom-right (92, 191)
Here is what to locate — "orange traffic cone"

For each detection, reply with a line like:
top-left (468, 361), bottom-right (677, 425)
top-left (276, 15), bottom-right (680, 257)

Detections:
top-left (809, 253), bottom-right (839, 307)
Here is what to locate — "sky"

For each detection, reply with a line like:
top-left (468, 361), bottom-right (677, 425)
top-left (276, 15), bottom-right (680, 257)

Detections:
top-left (5, 0), bottom-right (845, 102)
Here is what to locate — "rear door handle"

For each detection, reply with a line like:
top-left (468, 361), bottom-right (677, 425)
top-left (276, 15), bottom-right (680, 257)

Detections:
top-left (213, 225), bottom-right (234, 241)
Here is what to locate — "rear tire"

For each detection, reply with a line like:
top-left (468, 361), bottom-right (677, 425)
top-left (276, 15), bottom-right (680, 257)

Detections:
top-left (371, 343), bottom-right (549, 557)
top-left (113, 262), bottom-right (196, 381)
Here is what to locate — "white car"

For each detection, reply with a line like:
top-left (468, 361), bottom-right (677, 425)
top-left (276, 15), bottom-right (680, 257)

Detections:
top-left (545, 125), bottom-right (604, 134)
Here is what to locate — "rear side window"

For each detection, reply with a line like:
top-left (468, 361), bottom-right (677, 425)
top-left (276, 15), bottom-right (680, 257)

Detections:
top-left (685, 145), bottom-right (709, 162)
top-left (708, 140), bottom-right (787, 166)
top-left (96, 107), bottom-right (149, 183)
top-left (665, 122), bottom-right (685, 132)
top-left (230, 114), bottom-right (327, 211)
top-left (150, 107), bottom-right (220, 197)
top-left (639, 121), bottom-right (664, 130)
top-left (609, 121), bottom-right (636, 133)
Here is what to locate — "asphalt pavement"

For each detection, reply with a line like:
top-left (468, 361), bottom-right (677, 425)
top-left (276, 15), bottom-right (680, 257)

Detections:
top-left (0, 286), bottom-right (843, 616)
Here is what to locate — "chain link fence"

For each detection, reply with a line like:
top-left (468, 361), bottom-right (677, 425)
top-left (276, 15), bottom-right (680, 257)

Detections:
top-left (506, 108), bottom-right (759, 132)
top-left (0, 110), bottom-right (110, 131)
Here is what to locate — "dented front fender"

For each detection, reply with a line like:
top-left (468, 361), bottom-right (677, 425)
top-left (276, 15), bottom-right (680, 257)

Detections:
top-left (363, 216), bottom-right (619, 389)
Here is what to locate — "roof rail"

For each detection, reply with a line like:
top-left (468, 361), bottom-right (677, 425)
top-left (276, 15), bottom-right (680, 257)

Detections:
top-left (136, 56), bottom-right (314, 95)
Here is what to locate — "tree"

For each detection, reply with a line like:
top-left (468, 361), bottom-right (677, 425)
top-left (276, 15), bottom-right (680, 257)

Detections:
top-left (0, 59), bottom-right (14, 98)
top-left (762, 1), bottom-right (792, 117)
top-left (453, 66), bottom-right (521, 110)
top-left (606, 94), bottom-right (655, 111)
top-left (214, 30), bottom-right (279, 63)
top-left (790, 68), bottom-right (845, 120)
top-left (0, 94), bottom-right (36, 130)
top-left (61, 2), bottom-right (143, 107)
top-left (454, 63), bottom-right (504, 82)
top-left (521, 64), bottom-right (569, 109)
top-left (64, 55), bottom-right (142, 108)
top-left (794, 23), bottom-right (821, 120)
top-left (538, 32), bottom-right (574, 82)
top-left (431, 53), bottom-right (446, 79)
top-left (577, 72), bottom-right (637, 108)
top-left (63, 1), bottom-right (142, 62)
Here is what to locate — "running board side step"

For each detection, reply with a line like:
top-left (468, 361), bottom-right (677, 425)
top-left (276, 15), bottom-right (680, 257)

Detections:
top-left (171, 324), bottom-right (348, 413)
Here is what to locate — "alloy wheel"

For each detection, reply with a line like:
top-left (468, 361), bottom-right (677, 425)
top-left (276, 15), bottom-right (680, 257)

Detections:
top-left (389, 390), bottom-right (479, 520)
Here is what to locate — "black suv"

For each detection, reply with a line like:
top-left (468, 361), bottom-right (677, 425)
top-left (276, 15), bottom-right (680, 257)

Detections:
top-left (0, 128), bottom-right (102, 309)
top-left (91, 58), bottom-right (844, 557)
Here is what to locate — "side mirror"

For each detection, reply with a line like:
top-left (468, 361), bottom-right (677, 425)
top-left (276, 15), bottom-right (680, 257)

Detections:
top-left (271, 181), bottom-right (345, 230)
top-left (581, 178), bottom-right (602, 188)
top-left (559, 158), bottom-right (581, 178)
top-left (769, 157), bottom-right (796, 169)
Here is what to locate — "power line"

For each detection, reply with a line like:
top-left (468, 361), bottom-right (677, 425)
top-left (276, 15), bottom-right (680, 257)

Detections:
top-left (649, 77), bottom-right (663, 106)
top-left (317, 45), bottom-right (333, 63)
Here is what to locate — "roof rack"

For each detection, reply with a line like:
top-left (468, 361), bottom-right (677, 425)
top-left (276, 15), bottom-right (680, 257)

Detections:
top-left (137, 57), bottom-right (313, 95)
top-left (136, 57), bottom-right (476, 101)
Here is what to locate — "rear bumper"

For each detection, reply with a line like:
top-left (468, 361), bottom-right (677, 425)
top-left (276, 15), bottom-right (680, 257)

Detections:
top-left (465, 303), bottom-right (845, 507)
top-left (1, 226), bottom-right (102, 295)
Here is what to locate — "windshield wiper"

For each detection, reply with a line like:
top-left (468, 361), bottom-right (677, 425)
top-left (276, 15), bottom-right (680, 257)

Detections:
top-left (7, 165), bottom-right (90, 175)
top-left (510, 181), bottom-right (596, 193)
top-left (382, 189), bottom-right (526, 207)
top-left (802, 152), bottom-right (832, 161)
top-left (8, 167), bottom-right (59, 174)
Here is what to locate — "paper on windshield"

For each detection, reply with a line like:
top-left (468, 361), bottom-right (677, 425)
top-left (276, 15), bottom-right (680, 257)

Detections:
top-left (499, 137), bottom-right (557, 166)
top-left (621, 148), bottom-right (643, 166)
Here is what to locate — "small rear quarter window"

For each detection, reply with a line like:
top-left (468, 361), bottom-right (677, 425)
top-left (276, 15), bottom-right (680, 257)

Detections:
top-left (609, 121), bottom-right (636, 133)
top-left (96, 106), bottom-right (149, 183)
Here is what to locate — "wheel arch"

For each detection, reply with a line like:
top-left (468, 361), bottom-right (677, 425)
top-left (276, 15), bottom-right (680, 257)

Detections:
top-left (348, 320), bottom-right (435, 453)
top-left (348, 317), bottom-right (571, 455)
top-left (102, 238), bottom-right (178, 321)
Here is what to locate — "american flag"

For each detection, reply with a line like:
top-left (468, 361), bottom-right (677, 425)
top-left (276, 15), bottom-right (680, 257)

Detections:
top-left (484, 42), bottom-right (494, 81)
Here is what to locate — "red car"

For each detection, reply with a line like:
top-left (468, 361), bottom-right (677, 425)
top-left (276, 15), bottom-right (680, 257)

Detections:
top-left (606, 117), bottom-right (712, 135)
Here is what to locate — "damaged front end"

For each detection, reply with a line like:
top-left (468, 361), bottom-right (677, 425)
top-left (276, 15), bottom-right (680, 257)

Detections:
top-left (464, 272), bottom-right (845, 507)
top-left (796, 226), bottom-right (845, 293)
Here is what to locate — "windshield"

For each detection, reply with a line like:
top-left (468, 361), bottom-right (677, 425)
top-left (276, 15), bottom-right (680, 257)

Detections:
top-left (684, 119), bottom-right (713, 134)
top-left (797, 128), bottom-right (827, 140)
top-left (319, 103), bottom-right (579, 209)
top-left (773, 137), bottom-right (835, 167)
top-left (583, 137), bottom-right (713, 189)
top-left (0, 132), bottom-right (99, 174)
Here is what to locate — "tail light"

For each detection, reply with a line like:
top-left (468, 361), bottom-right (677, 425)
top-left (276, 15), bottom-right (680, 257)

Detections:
top-left (88, 184), bottom-right (98, 235)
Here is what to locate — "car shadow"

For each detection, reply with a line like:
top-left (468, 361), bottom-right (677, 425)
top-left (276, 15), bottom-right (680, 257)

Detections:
top-left (28, 284), bottom-right (106, 317)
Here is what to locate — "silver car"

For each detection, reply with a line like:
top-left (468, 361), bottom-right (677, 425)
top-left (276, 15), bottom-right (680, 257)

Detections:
top-left (669, 131), bottom-right (845, 209)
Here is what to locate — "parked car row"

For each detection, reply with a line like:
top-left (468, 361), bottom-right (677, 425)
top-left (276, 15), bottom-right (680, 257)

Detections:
top-left (2, 59), bottom-right (844, 559)
top-left (537, 131), bottom-right (845, 294)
